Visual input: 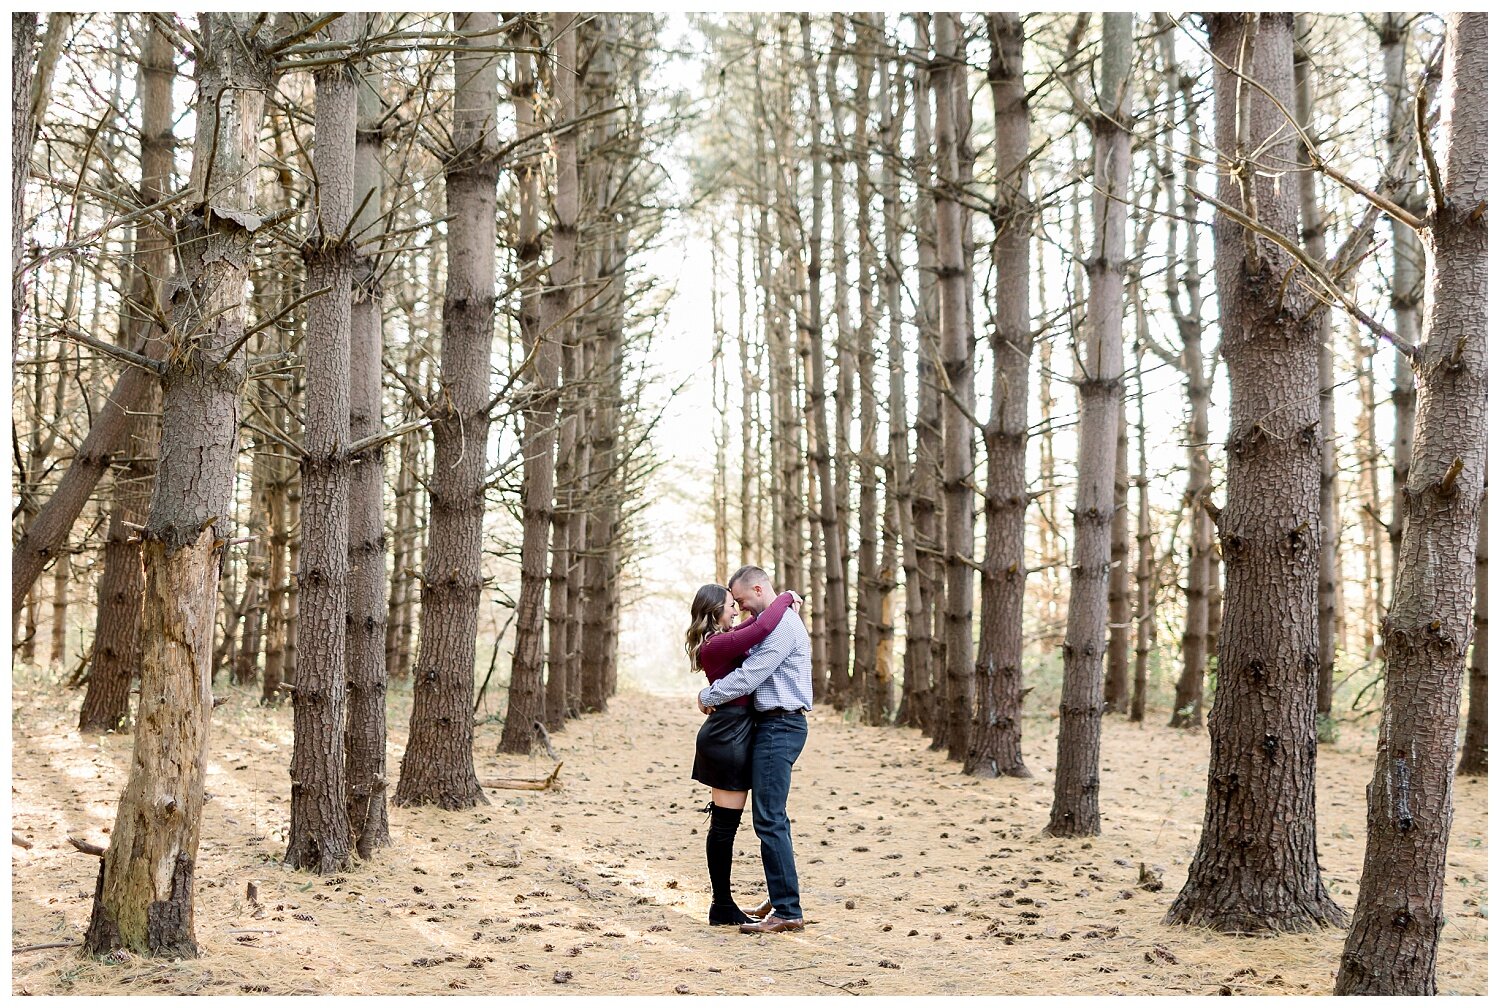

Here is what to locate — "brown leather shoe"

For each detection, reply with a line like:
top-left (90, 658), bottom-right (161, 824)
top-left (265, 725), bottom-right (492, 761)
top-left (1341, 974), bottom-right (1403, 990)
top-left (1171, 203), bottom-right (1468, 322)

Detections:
top-left (739, 913), bottom-right (804, 934)
top-left (747, 899), bottom-right (772, 920)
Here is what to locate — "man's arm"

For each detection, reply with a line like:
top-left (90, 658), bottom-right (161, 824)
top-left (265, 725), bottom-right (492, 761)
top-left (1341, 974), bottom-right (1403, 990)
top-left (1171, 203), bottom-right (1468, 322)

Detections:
top-left (699, 620), bottom-right (797, 707)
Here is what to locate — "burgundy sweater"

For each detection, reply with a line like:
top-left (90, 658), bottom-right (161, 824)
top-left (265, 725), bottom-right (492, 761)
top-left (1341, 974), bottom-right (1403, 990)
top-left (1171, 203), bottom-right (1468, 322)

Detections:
top-left (697, 592), bottom-right (795, 707)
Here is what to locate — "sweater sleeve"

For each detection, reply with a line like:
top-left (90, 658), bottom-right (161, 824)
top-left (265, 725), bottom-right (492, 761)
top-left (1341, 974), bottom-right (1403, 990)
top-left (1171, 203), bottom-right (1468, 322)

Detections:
top-left (697, 591), bottom-right (794, 667)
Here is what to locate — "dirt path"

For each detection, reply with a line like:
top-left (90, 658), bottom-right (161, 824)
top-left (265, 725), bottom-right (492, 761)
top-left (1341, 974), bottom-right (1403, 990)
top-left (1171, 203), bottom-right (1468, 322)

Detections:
top-left (10, 679), bottom-right (1488, 995)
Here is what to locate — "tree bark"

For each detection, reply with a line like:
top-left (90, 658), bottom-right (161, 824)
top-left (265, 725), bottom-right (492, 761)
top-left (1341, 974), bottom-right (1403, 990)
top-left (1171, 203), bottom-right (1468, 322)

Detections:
top-left (578, 20), bottom-right (624, 714)
top-left (1381, 14), bottom-right (1424, 588)
top-left (1336, 14), bottom-right (1487, 991)
top-left (84, 12), bottom-right (275, 957)
top-left (501, 19), bottom-right (560, 754)
top-left (825, 17), bottom-right (855, 710)
top-left (542, 13), bottom-right (583, 734)
top-left (1164, 13), bottom-right (1345, 932)
top-left (932, 13), bottom-right (974, 764)
top-left (908, 13), bottom-right (945, 738)
top-left (1048, 12), bottom-right (1131, 837)
top-left (1157, 22), bottom-right (1213, 731)
top-left (799, 17), bottom-right (839, 707)
top-left (851, 23), bottom-right (881, 722)
top-left (345, 16), bottom-right (391, 859)
top-left (394, 12), bottom-right (499, 804)
top-left (285, 12), bottom-right (359, 875)
top-left (866, 13), bottom-right (899, 726)
top-left (967, 12), bottom-right (1031, 780)
top-left (1293, 21), bottom-right (1339, 743)
top-left (79, 18), bottom-right (174, 734)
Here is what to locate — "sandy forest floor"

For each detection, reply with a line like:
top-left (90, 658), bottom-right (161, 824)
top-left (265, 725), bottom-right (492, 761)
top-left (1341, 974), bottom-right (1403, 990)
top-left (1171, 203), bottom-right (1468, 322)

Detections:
top-left (9, 674), bottom-right (1489, 996)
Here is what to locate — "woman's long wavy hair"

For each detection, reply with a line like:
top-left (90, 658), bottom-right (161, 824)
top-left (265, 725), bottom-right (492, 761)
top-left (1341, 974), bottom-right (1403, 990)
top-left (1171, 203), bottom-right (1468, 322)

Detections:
top-left (684, 584), bottom-right (730, 671)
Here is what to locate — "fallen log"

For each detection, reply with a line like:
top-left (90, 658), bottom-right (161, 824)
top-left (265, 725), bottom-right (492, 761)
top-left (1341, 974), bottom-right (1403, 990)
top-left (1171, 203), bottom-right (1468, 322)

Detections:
top-left (482, 762), bottom-right (563, 791)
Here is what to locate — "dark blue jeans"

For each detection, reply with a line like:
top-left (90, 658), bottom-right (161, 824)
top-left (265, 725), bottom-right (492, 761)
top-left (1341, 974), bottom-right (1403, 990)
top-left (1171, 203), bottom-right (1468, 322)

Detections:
top-left (750, 712), bottom-right (807, 919)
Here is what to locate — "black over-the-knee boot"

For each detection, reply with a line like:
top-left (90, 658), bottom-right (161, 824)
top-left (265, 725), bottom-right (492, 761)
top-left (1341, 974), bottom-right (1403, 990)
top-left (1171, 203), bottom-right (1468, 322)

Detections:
top-left (706, 804), bottom-right (753, 925)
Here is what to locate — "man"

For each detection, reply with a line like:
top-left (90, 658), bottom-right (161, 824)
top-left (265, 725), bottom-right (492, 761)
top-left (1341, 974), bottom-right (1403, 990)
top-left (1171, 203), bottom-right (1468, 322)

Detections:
top-left (697, 564), bottom-right (812, 934)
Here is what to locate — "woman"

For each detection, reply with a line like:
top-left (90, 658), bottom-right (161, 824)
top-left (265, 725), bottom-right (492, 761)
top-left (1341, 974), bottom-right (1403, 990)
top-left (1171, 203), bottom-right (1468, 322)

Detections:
top-left (684, 583), bottom-right (799, 925)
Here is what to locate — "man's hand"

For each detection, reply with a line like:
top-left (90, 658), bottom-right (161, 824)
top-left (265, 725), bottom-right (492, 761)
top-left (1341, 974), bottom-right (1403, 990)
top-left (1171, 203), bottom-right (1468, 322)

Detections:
top-left (696, 694), bottom-right (714, 715)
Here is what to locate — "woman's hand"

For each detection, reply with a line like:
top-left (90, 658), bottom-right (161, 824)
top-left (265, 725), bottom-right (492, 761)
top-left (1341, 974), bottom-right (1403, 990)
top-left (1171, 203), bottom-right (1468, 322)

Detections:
top-left (788, 590), bottom-right (804, 613)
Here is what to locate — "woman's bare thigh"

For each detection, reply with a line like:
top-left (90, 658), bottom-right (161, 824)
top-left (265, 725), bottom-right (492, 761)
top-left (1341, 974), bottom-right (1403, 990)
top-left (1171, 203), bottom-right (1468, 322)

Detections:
top-left (711, 787), bottom-right (748, 810)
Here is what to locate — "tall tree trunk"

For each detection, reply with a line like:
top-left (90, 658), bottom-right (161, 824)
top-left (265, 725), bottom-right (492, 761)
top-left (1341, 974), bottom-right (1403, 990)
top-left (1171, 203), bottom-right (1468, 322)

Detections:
top-left (768, 26), bottom-right (805, 600)
top-left (346, 16), bottom-right (391, 859)
top-left (500, 19), bottom-right (555, 754)
top-left (396, 12), bottom-right (499, 802)
top-left (1164, 13), bottom-right (1345, 932)
top-left (826, 17), bottom-right (855, 710)
top-left (543, 13), bottom-right (582, 734)
top-left (933, 13), bottom-right (974, 764)
top-left (1381, 14), bottom-right (1423, 591)
top-left (909, 13), bottom-right (945, 738)
top-left (85, 12), bottom-right (275, 957)
top-left (80, 19), bottom-right (173, 734)
top-left (1456, 498), bottom-right (1487, 776)
top-left (1336, 15), bottom-right (1487, 991)
top-left (578, 21), bottom-right (624, 714)
top-left (867, 14), bottom-right (900, 725)
top-left (967, 12), bottom-right (1031, 780)
top-left (285, 12), bottom-right (359, 875)
top-left (1293, 21), bottom-right (1339, 743)
top-left (890, 22), bottom-right (928, 731)
top-left (1048, 12), bottom-right (1131, 837)
top-left (800, 13), bottom-right (839, 705)
top-left (851, 26), bottom-right (881, 721)
top-left (1159, 21), bottom-right (1213, 730)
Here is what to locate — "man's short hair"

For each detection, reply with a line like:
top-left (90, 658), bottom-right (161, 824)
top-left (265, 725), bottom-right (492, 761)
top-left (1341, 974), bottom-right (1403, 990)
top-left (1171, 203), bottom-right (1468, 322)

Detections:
top-left (727, 565), bottom-right (771, 590)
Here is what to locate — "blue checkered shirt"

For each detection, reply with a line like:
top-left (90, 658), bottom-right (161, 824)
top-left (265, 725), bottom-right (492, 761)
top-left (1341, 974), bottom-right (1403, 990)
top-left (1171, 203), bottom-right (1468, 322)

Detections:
top-left (698, 608), bottom-right (814, 712)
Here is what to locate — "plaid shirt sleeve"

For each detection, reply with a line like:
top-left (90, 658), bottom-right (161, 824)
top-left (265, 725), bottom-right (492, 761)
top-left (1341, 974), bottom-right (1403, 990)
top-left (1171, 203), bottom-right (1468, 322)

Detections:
top-left (699, 616), bottom-right (797, 708)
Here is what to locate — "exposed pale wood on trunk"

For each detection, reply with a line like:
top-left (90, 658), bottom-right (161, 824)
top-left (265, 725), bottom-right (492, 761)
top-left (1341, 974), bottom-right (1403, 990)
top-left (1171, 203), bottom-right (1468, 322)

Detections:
top-left (85, 12), bottom-right (276, 957)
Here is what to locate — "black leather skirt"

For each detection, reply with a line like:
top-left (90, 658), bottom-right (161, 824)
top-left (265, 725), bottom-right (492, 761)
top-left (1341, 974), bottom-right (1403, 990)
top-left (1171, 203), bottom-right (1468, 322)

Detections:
top-left (692, 705), bottom-right (754, 791)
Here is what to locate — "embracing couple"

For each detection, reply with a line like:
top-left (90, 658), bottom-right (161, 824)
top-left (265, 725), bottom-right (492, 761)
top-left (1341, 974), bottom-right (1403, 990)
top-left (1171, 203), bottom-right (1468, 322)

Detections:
top-left (684, 565), bottom-right (811, 934)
